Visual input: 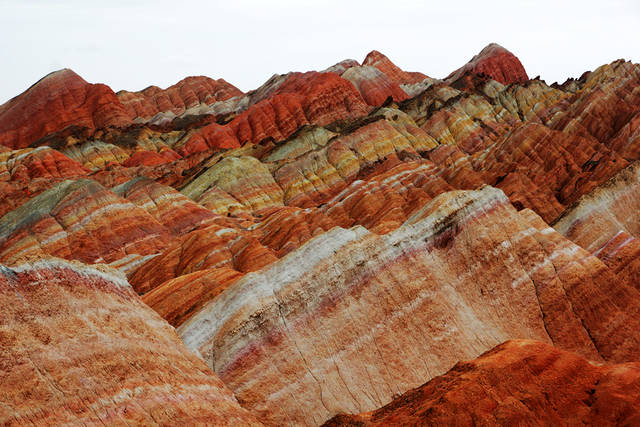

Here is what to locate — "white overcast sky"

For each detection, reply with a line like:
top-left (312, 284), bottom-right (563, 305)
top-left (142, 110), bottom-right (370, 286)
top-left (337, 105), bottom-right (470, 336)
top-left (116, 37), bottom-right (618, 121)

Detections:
top-left (1, 0), bottom-right (639, 104)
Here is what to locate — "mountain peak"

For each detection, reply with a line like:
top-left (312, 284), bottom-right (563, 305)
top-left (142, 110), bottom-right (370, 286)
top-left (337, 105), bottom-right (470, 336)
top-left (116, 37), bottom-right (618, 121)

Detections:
top-left (0, 68), bottom-right (130, 149)
top-left (363, 50), bottom-right (427, 85)
top-left (446, 43), bottom-right (529, 85)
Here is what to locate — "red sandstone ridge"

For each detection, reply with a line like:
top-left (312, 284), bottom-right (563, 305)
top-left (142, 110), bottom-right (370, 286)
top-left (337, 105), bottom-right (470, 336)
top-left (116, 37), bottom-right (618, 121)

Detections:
top-left (180, 72), bottom-right (370, 155)
top-left (363, 50), bottom-right (428, 85)
top-left (446, 43), bottom-right (529, 85)
top-left (342, 66), bottom-right (409, 105)
top-left (0, 69), bottom-right (131, 149)
top-left (324, 340), bottom-right (640, 426)
top-left (117, 76), bottom-right (243, 120)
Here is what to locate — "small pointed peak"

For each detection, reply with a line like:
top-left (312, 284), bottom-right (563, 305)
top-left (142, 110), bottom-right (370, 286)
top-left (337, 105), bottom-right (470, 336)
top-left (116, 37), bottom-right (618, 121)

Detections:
top-left (476, 43), bottom-right (513, 58)
top-left (363, 50), bottom-right (388, 66)
top-left (362, 50), bottom-right (426, 85)
top-left (39, 68), bottom-right (86, 84)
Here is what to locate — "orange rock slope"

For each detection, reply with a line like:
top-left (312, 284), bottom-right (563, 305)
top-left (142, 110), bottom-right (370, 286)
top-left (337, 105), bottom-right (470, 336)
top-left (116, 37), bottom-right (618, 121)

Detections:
top-left (0, 258), bottom-right (261, 426)
top-left (1, 42), bottom-right (640, 426)
top-left (324, 340), bottom-right (640, 426)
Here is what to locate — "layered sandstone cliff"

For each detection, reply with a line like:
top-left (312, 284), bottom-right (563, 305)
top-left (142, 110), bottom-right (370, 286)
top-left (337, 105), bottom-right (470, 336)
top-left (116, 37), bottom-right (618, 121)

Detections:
top-left (1, 42), bottom-right (640, 427)
top-left (178, 186), bottom-right (640, 425)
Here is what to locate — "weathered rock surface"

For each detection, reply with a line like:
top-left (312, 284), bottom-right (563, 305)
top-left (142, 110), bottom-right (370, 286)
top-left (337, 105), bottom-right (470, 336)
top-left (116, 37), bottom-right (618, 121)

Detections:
top-left (363, 50), bottom-right (427, 85)
top-left (117, 76), bottom-right (243, 121)
top-left (341, 66), bottom-right (408, 106)
top-left (554, 161), bottom-right (640, 287)
top-left (0, 258), bottom-right (261, 426)
top-left (181, 72), bottom-right (370, 155)
top-left (0, 146), bottom-right (90, 216)
top-left (2, 46), bottom-right (640, 427)
top-left (0, 179), bottom-right (170, 265)
top-left (112, 177), bottom-right (215, 235)
top-left (324, 340), bottom-right (640, 426)
top-left (178, 186), bottom-right (640, 426)
top-left (181, 155), bottom-right (285, 214)
top-left (0, 69), bottom-right (131, 149)
top-left (446, 43), bottom-right (529, 85)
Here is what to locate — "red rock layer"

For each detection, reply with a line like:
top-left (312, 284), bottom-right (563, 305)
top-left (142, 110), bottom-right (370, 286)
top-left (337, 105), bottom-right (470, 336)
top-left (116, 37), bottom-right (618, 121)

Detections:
top-left (117, 76), bottom-right (243, 120)
top-left (0, 146), bottom-right (90, 217)
top-left (363, 50), bottom-right (427, 85)
top-left (121, 148), bottom-right (181, 167)
top-left (112, 177), bottom-right (216, 235)
top-left (141, 267), bottom-right (244, 327)
top-left (0, 179), bottom-right (171, 265)
top-left (475, 122), bottom-right (626, 222)
top-left (554, 161), bottom-right (640, 288)
top-left (549, 60), bottom-right (640, 148)
top-left (400, 73), bottom-right (631, 222)
top-left (324, 340), bottom-right (640, 426)
top-left (341, 66), bottom-right (409, 106)
top-left (181, 72), bottom-right (370, 155)
top-left (446, 43), bottom-right (529, 85)
top-left (128, 222), bottom-right (276, 295)
top-left (0, 69), bottom-right (131, 149)
top-left (0, 258), bottom-right (261, 426)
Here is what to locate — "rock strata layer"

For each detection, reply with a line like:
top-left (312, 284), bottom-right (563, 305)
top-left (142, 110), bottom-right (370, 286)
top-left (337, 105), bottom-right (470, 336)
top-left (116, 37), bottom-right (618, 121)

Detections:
top-left (178, 186), bottom-right (640, 426)
top-left (0, 258), bottom-right (261, 426)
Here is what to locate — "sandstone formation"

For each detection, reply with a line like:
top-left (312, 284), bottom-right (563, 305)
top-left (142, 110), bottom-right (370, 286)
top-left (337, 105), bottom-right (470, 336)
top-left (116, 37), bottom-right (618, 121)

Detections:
top-left (0, 69), bottom-right (131, 149)
top-left (363, 50), bottom-right (427, 85)
top-left (0, 258), bottom-right (261, 426)
top-left (324, 340), bottom-right (640, 426)
top-left (554, 161), bottom-right (640, 287)
top-left (446, 43), bottom-right (529, 85)
top-left (112, 177), bottom-right (216, 235)
top-left (341, 66), bottom-right (409, 106)
top-left (117, 76), bottom-right (243, 121)
top-left (178, 186), bottom-right (640, 425)
top-left (181, 72), bottom-right (371, 155)
top-left (0, 146), bottom-right (90, 217)
top-left (0, 179), bottom-right (170, 266)
top-left (2, 43), bottom-right (640, 427)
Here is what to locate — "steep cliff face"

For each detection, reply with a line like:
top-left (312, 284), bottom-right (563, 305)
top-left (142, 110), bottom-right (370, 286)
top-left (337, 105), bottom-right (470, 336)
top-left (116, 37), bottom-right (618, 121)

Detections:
top-left (0, 69), bottom-right (132, 149)
top-left (324, 340), bottom-right (640, 426)
top-left (0, 258), bottom-right (261, 426)
top-left (178, 186), bottom-right (640, 425)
